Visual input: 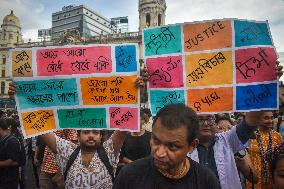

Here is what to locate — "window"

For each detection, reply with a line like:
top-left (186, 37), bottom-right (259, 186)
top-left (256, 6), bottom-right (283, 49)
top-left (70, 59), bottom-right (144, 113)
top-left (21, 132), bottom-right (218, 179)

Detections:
top-left (17, 31), bottom-right (19, 43)
top-left (2, 58), bottom-right (6, 65)
top-left (1, 82), bottom-right (5, 94)
top-left (2, 70), bottom-right (5, 78)
top-left (158, 14), bottom-right (162, 26)
top-left (58, 16), bottom-right (60, 19)
top-left (3, 29), bottom-right (6, 40)
top-left (146, 14), bottom-right (151, 27)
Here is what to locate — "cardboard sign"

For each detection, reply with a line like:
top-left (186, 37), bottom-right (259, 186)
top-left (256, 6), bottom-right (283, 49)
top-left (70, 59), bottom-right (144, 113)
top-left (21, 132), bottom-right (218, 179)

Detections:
top-left (10, 44), bottom-right (140, 138)
top-left (143, 19), bottom-right (278, 115)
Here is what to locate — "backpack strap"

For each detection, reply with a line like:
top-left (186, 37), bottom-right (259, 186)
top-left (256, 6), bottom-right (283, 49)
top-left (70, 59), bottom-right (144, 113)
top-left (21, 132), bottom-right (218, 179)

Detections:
top-left (97, 145), bottom-right (115, 182)
top-left (63, 145), bottom-right (115, 182)
top-left (63, 146), bottom-right (80, 181)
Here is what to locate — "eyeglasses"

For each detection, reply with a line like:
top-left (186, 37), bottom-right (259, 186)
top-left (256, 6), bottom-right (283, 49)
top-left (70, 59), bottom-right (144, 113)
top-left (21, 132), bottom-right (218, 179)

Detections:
top-left (198, 119), bottom-right (216, 126)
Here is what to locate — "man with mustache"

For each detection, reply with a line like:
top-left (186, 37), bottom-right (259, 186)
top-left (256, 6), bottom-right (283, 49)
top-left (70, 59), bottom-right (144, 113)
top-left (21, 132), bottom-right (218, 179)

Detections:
top-left (113, 103), bottom-right (222, 189)
top-left (37, 129), bottom-right (126, 189)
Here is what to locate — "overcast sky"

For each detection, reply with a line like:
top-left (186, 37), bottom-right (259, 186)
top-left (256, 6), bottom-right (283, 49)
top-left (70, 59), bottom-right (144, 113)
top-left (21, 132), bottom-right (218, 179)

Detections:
top-left (0, 0), bottom-right (284, 53)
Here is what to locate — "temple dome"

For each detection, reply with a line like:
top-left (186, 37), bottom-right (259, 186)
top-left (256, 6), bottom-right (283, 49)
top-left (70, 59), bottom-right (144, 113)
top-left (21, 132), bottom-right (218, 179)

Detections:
top-left (3, 10), bottom-right (21, 27)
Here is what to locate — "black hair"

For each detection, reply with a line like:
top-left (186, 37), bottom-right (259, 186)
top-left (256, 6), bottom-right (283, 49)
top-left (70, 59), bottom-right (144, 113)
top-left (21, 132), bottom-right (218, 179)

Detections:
top-left (77, 130), bottom-right (103, 136)
top-left (216, 115), bottom-right (233, 125)
top-left (234, 112), bottom-right (245, 119)
top-left (140, 110), bottom-right (147, 117)
top-left (141, 108), bottom-right (152, 117)
top-left (0, 118), bottom-right (9, 130)
top-left (152, 103), bottom-right (199, 145)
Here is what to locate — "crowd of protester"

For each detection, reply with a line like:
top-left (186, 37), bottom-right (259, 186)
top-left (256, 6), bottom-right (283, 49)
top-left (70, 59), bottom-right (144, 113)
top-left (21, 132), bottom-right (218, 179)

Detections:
top-left (1, 107), bottom-right (284, 189)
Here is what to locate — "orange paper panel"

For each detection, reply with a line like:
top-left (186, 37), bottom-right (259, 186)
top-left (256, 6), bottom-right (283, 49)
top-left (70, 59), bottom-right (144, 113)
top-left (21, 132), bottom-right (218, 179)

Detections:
top-left (81, 75), bottom-right (138, 105)
top-left (12, 50), bottom-right (33, 77)
top-left (185, 51), bottom-right (233, 87)
top-left (21, 110), bottom-right (56, 136)
top-left (187, 87), bottom-right (233, 112)
top-left (183, 20), bottom-right (232, 52)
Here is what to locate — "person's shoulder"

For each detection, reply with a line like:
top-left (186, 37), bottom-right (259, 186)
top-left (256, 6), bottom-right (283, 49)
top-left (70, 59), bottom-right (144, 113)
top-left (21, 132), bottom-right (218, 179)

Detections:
top-left (121, 156), bottom-right (152, 174)
top-left (272, 130), bottom-right (283, 141)
top-left (55, 135), bottom-right (77, 150)
top-left (7, 135), bottom-right (20, 144)
top-left (189, 158), bottom-right (220, 188)
top-left (189, 158), bottom-right (218, 179)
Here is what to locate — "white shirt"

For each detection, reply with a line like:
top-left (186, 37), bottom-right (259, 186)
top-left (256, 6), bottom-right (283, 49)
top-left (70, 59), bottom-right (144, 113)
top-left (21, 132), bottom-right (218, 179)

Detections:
top-left (55, 136), bottom-right (119, 189)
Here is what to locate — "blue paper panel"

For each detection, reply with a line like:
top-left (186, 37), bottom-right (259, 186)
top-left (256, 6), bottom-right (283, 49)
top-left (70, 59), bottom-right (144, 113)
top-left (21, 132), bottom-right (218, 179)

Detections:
top-left (236, 83), bottom-right (277, 110)
top-left (115, 45), bottom-right (137, 72)
top-left (150, 90), bottom-right (185, 116)
top-left (234, 20), bottom-right (273, 47)
top-left (16, 78), bottom-right (79, 110)
top-left (144, 25), bottom-right (182, 56)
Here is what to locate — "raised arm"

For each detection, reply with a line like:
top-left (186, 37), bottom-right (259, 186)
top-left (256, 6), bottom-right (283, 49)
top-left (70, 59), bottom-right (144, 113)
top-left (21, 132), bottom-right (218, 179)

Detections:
top-left (39, 133), bottom-right (57, 154)
top-left (235, 152), bottom-right (259, 184)
top-left (234, 111), bottom-right (261, 145)
top-left (0, 159), bottom-right (18, 167)
top-left (111, 131), bottom-right (127, 157)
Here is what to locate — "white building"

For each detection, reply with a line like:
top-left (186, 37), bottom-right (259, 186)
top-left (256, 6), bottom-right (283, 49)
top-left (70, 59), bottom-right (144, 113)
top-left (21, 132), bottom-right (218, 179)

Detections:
top-left (0, 10), bottom-right (23, 107)
top-left (52, 5), bottom-right (117, 39)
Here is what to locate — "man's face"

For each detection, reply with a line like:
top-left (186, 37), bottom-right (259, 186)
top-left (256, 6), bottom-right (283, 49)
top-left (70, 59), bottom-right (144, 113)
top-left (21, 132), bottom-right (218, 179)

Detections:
top-left (198, 114), bottom-right (216, 138)
top-left (273, 158), bottom-right (284, 189)
top-left (78, 130), bottom-right (102, 149)
top-left (260, 111), bottom-right (274, 129)
top-left (150, 118), bottom-right (197, 172)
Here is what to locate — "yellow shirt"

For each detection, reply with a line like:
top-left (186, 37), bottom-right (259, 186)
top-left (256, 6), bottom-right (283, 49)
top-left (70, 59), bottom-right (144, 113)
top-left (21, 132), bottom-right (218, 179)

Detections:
top-left (246, 128), bottom-right (282, 189)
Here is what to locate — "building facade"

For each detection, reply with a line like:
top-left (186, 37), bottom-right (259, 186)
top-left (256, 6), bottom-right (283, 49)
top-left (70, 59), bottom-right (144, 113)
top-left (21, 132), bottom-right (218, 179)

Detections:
top-left (139, 0), bottom-right (166, 31)
top-left (0, 10), bottom-right (23, 106)
top-left (52, 5), bottom-right (117, 39)
top-left (38, 28), bottom-right (52, 41)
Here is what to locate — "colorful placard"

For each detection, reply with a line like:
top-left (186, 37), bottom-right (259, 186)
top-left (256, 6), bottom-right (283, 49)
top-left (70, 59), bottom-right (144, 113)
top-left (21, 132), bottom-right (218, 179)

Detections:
top-left (12, 50), bottom-right (33, 77)
top-left (143, 19), bottom-right (278, 115)
top-left (10, 44), bottom-right (140, 138)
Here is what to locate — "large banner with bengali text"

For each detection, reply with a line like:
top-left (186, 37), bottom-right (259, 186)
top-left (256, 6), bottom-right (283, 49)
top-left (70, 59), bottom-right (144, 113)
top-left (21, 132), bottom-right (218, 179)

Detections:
top-left (10, 44), bottom-right (140, 138)
top-left (143, 19), bottom-right (278, 115)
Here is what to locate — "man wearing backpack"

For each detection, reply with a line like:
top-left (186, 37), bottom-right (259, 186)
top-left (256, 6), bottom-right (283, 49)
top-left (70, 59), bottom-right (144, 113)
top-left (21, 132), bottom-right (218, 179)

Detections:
top-left (0, 118), bottom-right (21, 189)
top-left (40, 129), bottom-right (126, 189)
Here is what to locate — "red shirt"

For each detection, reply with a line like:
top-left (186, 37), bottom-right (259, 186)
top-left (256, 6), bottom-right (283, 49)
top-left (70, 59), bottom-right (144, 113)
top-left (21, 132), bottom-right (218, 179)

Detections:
top-left (41, 129), bottom-right (77, 173)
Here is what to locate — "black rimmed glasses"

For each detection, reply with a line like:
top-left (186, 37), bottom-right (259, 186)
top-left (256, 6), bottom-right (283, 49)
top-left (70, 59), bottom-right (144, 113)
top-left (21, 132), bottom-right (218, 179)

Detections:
top-left (198, 118), bottom-right (216, 126)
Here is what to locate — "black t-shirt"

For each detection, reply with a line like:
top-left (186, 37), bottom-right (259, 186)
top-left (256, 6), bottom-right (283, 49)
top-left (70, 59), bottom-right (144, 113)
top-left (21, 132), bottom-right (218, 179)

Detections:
top-left (0, 135), bottom-right (20, 187)
top-left (113, 156), bottom-right (220, 189)
top-left (120, 131), bottom-right (151, 161)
